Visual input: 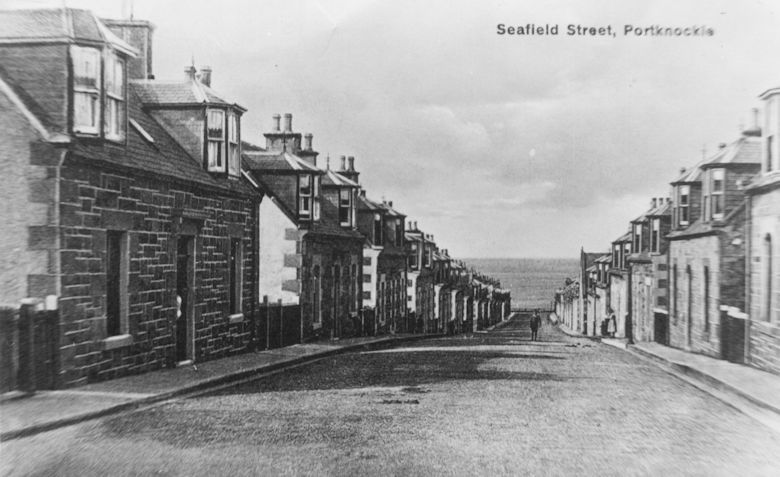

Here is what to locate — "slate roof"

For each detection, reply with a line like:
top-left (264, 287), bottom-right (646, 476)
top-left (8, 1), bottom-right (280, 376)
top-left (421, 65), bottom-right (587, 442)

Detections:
top-left (0, 8), bottom-right (136, 56)
top-left (321, 168), bottom-right (359, 188)
top-left (671, 159), bottom-right (705, 184)
top-left (612, 231), bottom-right (632, 243)
top-left (132, 78), bottom-right (245, 110)
top-left (595, 254), bottom-right (612, 264)
top-left (582, 252), bottom-right (602, 269)
top-left (358, 194), bottom-right (384, 212)
top-left (65, 86), bottom-right (253, 196)
top-left (701, 135), bottom-right (761, 168)
top-left (242, 149), bottom-right (321, 173)
top-left (667, 200), bottom-right (746, 240)
top-left (647, 200), bottom-right (672, 217)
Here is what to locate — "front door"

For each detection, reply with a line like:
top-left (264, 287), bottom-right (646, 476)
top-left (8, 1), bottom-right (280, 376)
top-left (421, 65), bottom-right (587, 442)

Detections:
top-left (176, 236), bottom-right (194, 363)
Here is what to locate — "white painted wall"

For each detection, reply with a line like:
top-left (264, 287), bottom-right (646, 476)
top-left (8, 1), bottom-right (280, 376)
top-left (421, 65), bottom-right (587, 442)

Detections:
top-left (258, 199), bottom-right (299, 304)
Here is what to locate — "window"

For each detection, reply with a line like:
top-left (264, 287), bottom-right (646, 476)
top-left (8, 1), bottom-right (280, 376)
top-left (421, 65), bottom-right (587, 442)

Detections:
top-left (373, 213), bottom-right (383, 245)
top-left (313, 176), bottom-right (321, 220)
top-left (395, 219), bottom-right (403, 246)
top-left (711, 169), bottom-right (724, 219)
top-left (72, 46), bottom-right (101, 134)
top-left (613, 244), bottom-right (620, 268)
top-left (363, 256), bottom-right (372, 266)
top-left (362, 291), bottom-right (371, 300)
top-left (651, 218), bottom-right (660, 253)
top-left (633, 223), bottom-right (642, 252)
top-left (299, 174), bottom-right (311, 217)
top-left (229, 238), bottom-right (242, 314)
top-left (409, 242), bottom-right (419, 268)
top-left (679, 185), bottom-right (690, 225)
top-left (103, 53), bottom-right (125, 140)
top-left (106, 231), bottom-right (128, 336)
top-left (703, 266), bottom-right (710, 332)
top-left (764, 234), bottom-right (773, 322)
top-left (207, 109), bottom-right (225, 171)
top-left (658, 279), bottom-right (668, 289)
top-left (768, 136), bottom-right (775, 172)
top-left (339, 188), bottom-right (352, 226)
top-left (313, 266), bottom-right (321, 324)
top-left (407, 279), bottom-right (413, 287)
top-left (363, 274), bottom-right (372, 283)
top-left (228, 113), bottom-right (240, 177)
top-left (622, 243), bottom-right (630, 269)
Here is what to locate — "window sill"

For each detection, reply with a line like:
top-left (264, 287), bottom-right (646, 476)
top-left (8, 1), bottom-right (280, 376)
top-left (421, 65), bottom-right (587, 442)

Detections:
top-left (228, 313), bottom-right (245, 324)
top-left (102, 334), bottom-right (133, 350)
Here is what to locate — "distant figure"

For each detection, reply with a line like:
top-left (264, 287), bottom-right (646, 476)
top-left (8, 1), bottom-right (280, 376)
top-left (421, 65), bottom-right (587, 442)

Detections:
top-left (607, 309), bottom-right (617, 338)
top-left (530, 309), bottom-right (541, 341)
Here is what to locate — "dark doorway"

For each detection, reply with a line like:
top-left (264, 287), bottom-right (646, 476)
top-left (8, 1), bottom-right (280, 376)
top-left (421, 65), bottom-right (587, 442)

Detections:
top-left (176, 235), bottom-right (194, 363)
top-left (654, 312), bottom-right (669, 345)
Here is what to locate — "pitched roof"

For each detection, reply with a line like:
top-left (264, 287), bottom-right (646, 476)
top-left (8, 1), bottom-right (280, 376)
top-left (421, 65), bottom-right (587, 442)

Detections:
top-left (0, 8), bottom-right (136, 56)
top-left (132, 78), bottom-right (245, 111)
top-left (67, 86), bottom-right (253, 196)
top-left (358, 194), bottom-right (384, 212)
top-left (321, 168), bottom-right (359, 188)
top-left (242, 149), bottom-right (321, 173)
top-left (595, 254), bottom-right (612, 264)
top-left (647, 200), bottom-right (672, 217)
top-left (701, 135), bottom-right (761, 167)
top-left (671, 159), bottom-right (705, 184)
top-left (612, 231), bottom-right (631, 243)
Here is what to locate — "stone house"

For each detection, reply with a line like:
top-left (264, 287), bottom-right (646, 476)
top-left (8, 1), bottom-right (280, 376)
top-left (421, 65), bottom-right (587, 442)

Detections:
top-left (0, 9), bottom-right (260, 386)
top-left (578, 250), bottom-right (603, 335)
top-left (405, 221), bottom-right (435, 333)
top-left (627, 198), bottom-right (672, 344)
top-left (243, 115), bottom-right (364, 340)
top-left (745, 87), bottom-right (780, 374)
top-left (609, 231), bottom-right (632, 338)
top-left (667, 131), bottom-right (761, 359)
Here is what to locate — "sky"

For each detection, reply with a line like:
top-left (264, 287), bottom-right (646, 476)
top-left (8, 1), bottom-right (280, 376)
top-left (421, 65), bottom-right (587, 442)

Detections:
top-left (5, 0), bottom-right (780, 258)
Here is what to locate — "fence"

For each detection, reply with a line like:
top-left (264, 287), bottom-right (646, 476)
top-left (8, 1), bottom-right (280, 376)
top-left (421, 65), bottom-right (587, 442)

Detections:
top-left (0, 303), bottom-right (59, 393)
top-left (255, 297), bottom-right (302, 350)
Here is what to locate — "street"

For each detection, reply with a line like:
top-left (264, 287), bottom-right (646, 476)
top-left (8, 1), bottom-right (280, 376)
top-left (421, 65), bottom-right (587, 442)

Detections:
top-left (3, 315), bottom-right (780, 476)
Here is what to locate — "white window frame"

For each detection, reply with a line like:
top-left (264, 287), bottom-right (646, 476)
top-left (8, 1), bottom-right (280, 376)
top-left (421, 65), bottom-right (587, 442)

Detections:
top-left (651, 218), bottom-right (660, 253)
top-left (299, 174), bottom-right (312, 217)
top-left (679, 185), bottom-right (690, 226)
top-left (207, 109), bottom-right (226, 172)
top-left (633, 223), bottom-right (642, 252)
top-left (339, 188), bottom-right (352, 226)
top-left (72, 45), bottom-right (101, 135)
top-left (104, 52), bottom-right (125, 141)
top-left (313, 176), bottom-right (321, 220)
top-left (227, 113), bottom-right (240, 177)
top-left (711, 169), bottom-right (725, 220)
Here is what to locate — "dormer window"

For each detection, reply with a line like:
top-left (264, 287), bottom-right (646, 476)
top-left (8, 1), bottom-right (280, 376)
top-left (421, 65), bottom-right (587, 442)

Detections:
top-left (207, 109), bottom-right (225, 172)
top-left (395, 219), bottom-right (403, 246)
top-left (339, 188), bottom-right (352, 226)
top-left (373, 213), bottom-right (383, 245)
top-left (72, 46), bottom-right (101, 134)
top-left (313, 176), bottom-right (320, 220)
top-left (299, 174), bottom-right (312, 218)
top-left (104, 53), bottom-right (125, 140)
top-left (633, 223), bottom-right (642, 252)
top-left (678, 185), bottom-right (690, 226)
top-left (651, 218), bottom-right (660, 253)
top-left (228, 113), bottom-right (240, 177)
top-left (710, 169), bottom-right (724, 220)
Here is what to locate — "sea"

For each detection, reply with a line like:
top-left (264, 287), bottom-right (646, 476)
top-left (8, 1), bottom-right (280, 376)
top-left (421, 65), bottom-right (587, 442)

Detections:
top-left (462, 258), bottom-right (579, 311)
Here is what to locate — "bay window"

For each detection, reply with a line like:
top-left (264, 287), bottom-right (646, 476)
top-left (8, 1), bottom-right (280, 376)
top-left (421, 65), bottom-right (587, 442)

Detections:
top-left (339, 188), bottom-right (352, 226)
top-left (711, 169), bottom-right (724, 219)
top-left (72, 46), bottom-right (101, 134)
top-left (104, 53), bottom-right (125, 140)
top-left (633, 223), bottom-right (642, 252)
top-left (651, 218), bottom-right (660, 253)
top-left (207, 109), bottom-right (225, 172)
top-left (678, 185), bottom-right (690, 226)
top-left (228, 113), bottom-right (240, 177)
top-left (313, 176), bottom-right (321, 220)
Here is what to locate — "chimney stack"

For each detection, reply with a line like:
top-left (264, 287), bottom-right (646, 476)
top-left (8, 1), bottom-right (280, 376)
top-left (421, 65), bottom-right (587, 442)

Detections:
top-left (652, 198), bottom-right (657, 208)
top-left (348, 156), bottom-right (355, 171)
top-left (388, 201), bottom-right (393, 208)
top-left (304, 133), bottom-right (313, 151)
top-left (325, 156), bottom-right (330, 169)
top-left (340, 155), bottom-right (347, 170)
top-left (679, 167), bottom-right (686, 176)
top-left (198, 66), bottom-right (212, 87)
top-left (742, 108), bottom-right (762, 137)
top-left (102, 18), bottom-right (155, 80)
top-left (272, 114), bottom-right (281, 132)
top-left (283, 113), bottom-right (293, 133)
top-left (184, 65), bottom-right (197, 81)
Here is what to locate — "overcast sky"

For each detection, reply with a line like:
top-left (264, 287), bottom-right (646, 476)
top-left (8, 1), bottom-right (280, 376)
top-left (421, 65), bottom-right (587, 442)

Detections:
top-left (7, 0), bottom-right (780, 258)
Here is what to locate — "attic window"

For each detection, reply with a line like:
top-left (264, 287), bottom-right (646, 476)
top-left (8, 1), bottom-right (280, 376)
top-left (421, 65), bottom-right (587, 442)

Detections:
top-left (711, 169), bottom-right (724, 219)
top-left (104, 53), bottom-right (125, 141)
top-left (129, 119), bottom-right (154, 144)
top-left (678, 185), bottom-right (690, 226)
top-left (207, 109), bottom-right (225, 172)
top-left (228, 113), bottom-right (240, 177)
top-left (72, 46), bottom-right (101, 134)
top-left (339, 188), bottom-right (352, 226)
top-left (299, 174), bottom-right (312, 218)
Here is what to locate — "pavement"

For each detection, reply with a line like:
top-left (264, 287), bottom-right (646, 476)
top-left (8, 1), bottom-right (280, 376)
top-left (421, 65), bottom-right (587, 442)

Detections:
top-left (0, 332), bottom-right (442, 441)
top-left (551, 312), bottom-right (780, 432)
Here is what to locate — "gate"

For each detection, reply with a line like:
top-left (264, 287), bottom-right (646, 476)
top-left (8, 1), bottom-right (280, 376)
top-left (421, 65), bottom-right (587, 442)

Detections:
top-left (653, 312), bottom-right (668, 346)
top-left (1, 304), bottom-right (59, 393)
top-left (255, 298), bottom-right (302, 350)
top-left (720, 309), bottom-right (745, 364)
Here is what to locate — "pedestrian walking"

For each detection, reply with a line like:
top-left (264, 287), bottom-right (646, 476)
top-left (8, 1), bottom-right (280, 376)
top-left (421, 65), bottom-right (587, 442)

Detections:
top-left (530, 309), bottom-right (541, 341)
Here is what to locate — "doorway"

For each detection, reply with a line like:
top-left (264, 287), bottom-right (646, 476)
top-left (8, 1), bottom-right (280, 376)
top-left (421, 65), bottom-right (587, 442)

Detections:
top-left (176, 235), bottom-right (194, 363)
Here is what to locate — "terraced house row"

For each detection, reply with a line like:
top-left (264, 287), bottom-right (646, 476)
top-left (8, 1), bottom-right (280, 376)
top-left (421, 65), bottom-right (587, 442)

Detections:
top-left (0, 8), bottom-right (511, 391)
top-left (555, 84), bottom-right (780, 376)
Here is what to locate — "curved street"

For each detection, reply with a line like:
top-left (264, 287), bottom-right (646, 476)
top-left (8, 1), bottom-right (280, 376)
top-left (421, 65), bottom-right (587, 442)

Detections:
top-left (3, 315), bottom-right (780, 476)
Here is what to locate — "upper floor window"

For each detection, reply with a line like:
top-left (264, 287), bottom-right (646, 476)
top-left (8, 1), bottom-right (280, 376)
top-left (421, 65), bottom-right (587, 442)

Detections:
top-left (313, 176), bottom-right (320, 220)
top-left (207, 109), bottom-right (225, 172)
top-left (621, 242), bottom-right (630, 269)
top-left (104, 53), bottom-right (125, 140)
top-left (395, 219), bottom-right (403, 246)
top-left (228, 113), bottom-right (240, 177)
top-left (633, 223), bottom-right (642, 252)
top-left (373, 213), bottom-right (383, 245)
top-left (768, 136), bottom-right (775, 173)
top-left (651, 218), bottom-right (660, 253)
top-left (711, 169), bottom-right (724, 220)
top-left (678, 185), bottom-right (690, 226)
top-left (339, 188), bottom-right (352, 226)
top-left (409, 242), bottom-right (419, 269)
top-left (299, 174), bottom-right (312, 218)
top-left (612, 244), bottom-right (620, 268)
top-left (72, 46), bottom-right (101, 134)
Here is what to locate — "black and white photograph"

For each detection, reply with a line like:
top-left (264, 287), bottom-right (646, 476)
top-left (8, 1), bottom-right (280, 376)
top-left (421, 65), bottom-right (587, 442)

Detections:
top-left (1, 0), bottom-right (779, 475)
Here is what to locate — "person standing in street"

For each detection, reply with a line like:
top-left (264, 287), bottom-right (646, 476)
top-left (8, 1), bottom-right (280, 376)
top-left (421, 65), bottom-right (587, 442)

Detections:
top-left (607, 308), bottom-right (617, 338)
top-left (530, 309), bottom-right (541, 341)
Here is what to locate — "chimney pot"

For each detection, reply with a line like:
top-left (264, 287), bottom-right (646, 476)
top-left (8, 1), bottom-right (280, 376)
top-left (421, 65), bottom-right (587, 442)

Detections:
top-left (198, 66), bottom-right (212, 87)
top-left (679, 167), bottom-right (686, 175)
top-left (284, 113), bottom-right (293, 133)
top-left (340, 155), bottom-right (346, 170)
top-left (389, 201), bottom-right (393, 207)
top-left (304, 133), bottom-right (313, 151)
top-left (272, 114), bottom-right (281, 132)
top-left (348, 156), bottom-right (355, 171)
top-left (718, 143), bottom-right (727, 149)
top-left (652, 198), bottom-right (657, 208)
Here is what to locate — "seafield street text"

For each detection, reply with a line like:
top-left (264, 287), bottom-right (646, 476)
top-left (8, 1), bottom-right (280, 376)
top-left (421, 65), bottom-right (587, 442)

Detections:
top-left (496, 24), bottom-right (715, 37)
